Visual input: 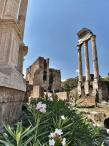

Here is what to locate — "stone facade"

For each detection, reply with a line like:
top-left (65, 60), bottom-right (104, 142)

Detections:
top-left (26, 57), bottom-right (61, 98)
top-left (0, 0), bottom-right (28, 129)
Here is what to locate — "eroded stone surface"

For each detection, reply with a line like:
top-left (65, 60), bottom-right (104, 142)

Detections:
top-left (0, 87), bottom-right (24, 129)
top-left (0, 0), bottom-right (28, 128)
top-left (26, 57), bottom-right (62, 98)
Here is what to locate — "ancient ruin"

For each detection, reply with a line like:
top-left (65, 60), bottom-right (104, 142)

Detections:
top-left (26, 57), bottom-right (61, 98)
top-left (0, 0), bottom-right (28, 128)
top-left (77, 28), bottom-right (99, 96)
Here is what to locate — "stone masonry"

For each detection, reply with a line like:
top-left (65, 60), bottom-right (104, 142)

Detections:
top-left (0, 0), bottom-right (28, 129)
top-left (26, 57), bottom-right (61, 98)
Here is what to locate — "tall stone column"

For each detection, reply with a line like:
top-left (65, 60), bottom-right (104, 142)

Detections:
top-left (77, 45), bottom-right (83, 82)
top-left (18, 0), bottom-right (28, 39)
top-left (91, 35), bottom-right (99, 93)
top-left (77, 45), bottom-right (83, 95)
top-left (84, 41), bottom-right (90, 94)
top-left (91, 35), bottom-right (99, 80)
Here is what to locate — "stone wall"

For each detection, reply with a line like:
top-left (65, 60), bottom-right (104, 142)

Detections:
top-left (26, 57), bottom-right (62, 99)
top-left (26, 57), bottom-right (49, 89)
top-left (49, 68), bottom-right (61, 92)
top-left (32, 85), bottom-right (44, 99)
top-left (56, 92), bottom-right (69, 100)
top-left (0, 87), bottom-right (24, 129)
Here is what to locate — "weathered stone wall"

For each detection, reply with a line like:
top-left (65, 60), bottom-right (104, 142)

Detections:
top-left (26, 57), bottom-right (62, 98)
top-left (99, 81), bottom-right (109, 101)
top-left (0, 87), bottom-right (24, 129)
top-left (0, 0), bottom-right (28, 129)
top-left (26, 57), bottom-right (49, 89)
top-left (31, 85), bottom-right (44, 99)
top-left (56, 92), bottom-right (69, 100)
top-left (49, 68), bottom-right (61, 92)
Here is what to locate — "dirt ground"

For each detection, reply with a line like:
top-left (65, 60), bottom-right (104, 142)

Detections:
top-left (78, 106), bottom-right (109, 117)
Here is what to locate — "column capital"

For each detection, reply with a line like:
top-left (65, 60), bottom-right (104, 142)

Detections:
top-left (77, 44), bottom-right (82, 50)
top-left (91, 35), bottom-right (96, 41)
top-left (84, 40), bottom-right (88, 46)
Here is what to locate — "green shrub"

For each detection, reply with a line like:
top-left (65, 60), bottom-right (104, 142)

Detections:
top-left (0, 98), bottom-right (104, 146)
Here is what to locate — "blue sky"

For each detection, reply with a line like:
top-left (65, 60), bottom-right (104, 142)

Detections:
top-left (24, 0), bottom-right (109, 80)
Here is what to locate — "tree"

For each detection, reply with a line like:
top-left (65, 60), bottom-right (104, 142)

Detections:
top-left (62, 77), bottom-right (78, 92)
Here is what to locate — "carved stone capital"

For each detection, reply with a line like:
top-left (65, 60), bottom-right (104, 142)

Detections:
top-left (77, 44), bottom-right (82, 50)
top-left (91, 35), bottom-right (96, 41)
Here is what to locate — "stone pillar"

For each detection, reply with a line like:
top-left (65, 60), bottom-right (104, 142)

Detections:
top-left (77, 45), bottom-right (83, 95)
top-left (91, 35), bottom-right (99, 80)
top-left (91, 35), bottom-right (99, 93)
top-left (18, 0), bottom-right (28, 39)
top-left (0, 0), bottom-right (28, 130)
top-left (84, 41), bottom-right (90, 94)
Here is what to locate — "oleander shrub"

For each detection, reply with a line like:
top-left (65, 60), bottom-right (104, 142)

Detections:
top-left (0, 98), bottom-right (104, 146)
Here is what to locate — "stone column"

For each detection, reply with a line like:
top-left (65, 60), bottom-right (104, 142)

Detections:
top-left (84, 41), bottom-right (90, 94)
top-left (18, 0), bottom-right (28, 39)
top-left (77, 45), bottom-right (83, 95)
top-left (91, 35), bottom-right (99, 80)
top-left (91, 35), bottom-right (99, 93)
top-left (77, 45), bottom-right (83, 82)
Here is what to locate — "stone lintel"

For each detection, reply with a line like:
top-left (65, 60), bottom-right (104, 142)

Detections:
top-left (77, 33), bottom-right (92, 46)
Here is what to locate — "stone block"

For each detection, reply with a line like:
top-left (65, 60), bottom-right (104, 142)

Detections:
top-left (0, 87), bottom-right (24, 129)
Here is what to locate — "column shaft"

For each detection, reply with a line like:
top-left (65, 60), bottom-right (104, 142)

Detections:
top-left (77, 45), bottom-right (83, 82)
top-left (91, 35), bottom-right (99, 80)
top-left (84, 41), bottom-right (90, 81)
top-left (77, 45), bottom-right (83, 95)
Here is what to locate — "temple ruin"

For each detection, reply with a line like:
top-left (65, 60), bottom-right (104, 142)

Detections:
top-left (0, 0), bottom-right (28, 128)
top-left (26, 57), bottom-right (62, 98)
top-left (77, 28), bottom-right (99, 96)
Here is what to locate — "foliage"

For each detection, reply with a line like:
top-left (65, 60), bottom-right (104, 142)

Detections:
top-left (101, 76), bottom-right (109, 82)
top-left (0, 98), bottom-right (104, 146)
top-left (0, 122), bottom-right (37, 146)
top-left (62, 77), bottom-right (78, 92)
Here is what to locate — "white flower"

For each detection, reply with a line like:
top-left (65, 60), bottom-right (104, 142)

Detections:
top-left (49, 97), bottom-right (53, 101)
top-left (61, 115), bottom-right (66, 120)
top-left (68, 106), bottom-right (71, 109)
top-left (62, 138), bottom-right (66, 146)
top-left (55, 128), bottom-right (63, 136)
top-left (49, 132), bottom-right (55, 138)
top-left (36, 102), bottom-right (42, 109)
top-left (49, 139), bottom-right (55, 146)
top-left (36, 102), bottom-right (46, 113)
top-left (39, 107), bottom-right (46, 113)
